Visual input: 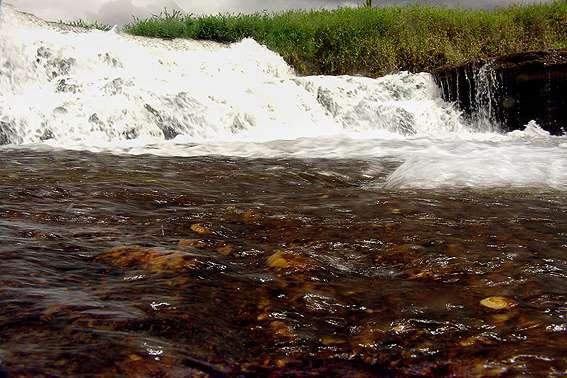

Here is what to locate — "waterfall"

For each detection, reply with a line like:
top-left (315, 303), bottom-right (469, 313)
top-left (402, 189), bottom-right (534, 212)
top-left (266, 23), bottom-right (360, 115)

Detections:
top-left (471, 61), bottom-right (501, 130)
top-left (0, 3), bottom-right (565, 190)
top-left (0, 3), bottom-right (472, 148)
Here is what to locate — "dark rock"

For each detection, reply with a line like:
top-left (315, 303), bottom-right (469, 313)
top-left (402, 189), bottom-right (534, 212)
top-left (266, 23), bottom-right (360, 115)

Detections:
top-left (46, 57), bottom-right (76, 80)
top-left (122, 128), bottom-right (138, 140)
top-left (144, 104), bottom-right (180, 140)
top-left (36, 46), bottom-right (52, 59)
top-left (56, 78), bottom-right (81, 93)
top-left (99, 52), bottom-right (123, 68)
top-left (104, 78), bottom-right (124, 95)
top-left (40, 129), bottom-right (54, 141)
top-left (89, 113), bottom-right (103, 127)
top-left (0, 120), bottom-right (16, 145)
top-left (433, 49), bottom-right (567, 135)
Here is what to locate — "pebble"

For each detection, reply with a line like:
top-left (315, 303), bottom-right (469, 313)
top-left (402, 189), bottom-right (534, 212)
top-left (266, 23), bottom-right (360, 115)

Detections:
top-left (270, 321), bottom-right (294, 339)
top-left (191, 224), bottom-right (211, 235)
top-left (266, 250), bottom-right (315, 273)
top-left (480, 296), bottom-right (516, 310)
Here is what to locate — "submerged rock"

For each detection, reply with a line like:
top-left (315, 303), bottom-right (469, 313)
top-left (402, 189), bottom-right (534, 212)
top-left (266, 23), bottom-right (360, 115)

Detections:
top-left (480, 296), bottom-right (517, 310)
top-left (95, 245), bottom-right (199, 273)
top-left (190, 224), bottom-right (211, 235)
top-left (266, 250), bottom-right (316, 273)
top-left (269, 320), bottom-right (295, 339)
top-left (178, 238), bottom-right (235, 256)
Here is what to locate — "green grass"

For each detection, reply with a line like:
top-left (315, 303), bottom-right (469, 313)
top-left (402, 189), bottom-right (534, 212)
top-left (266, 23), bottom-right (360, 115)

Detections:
top-left (58, 19), bottom-right (112, 31)
top-left (93, 2), bottom-right (567, 76)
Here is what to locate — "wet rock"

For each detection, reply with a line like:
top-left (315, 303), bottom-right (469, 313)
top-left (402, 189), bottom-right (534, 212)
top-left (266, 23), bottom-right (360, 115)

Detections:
top-left (267, 251), bottom-right (291, 269)
top-left (459, 335), bottom-right (494, 347)
top-left (89, 113), bottom-right (104, 127)
top-left (256, 296), bottom-right (271, 321)
top-left (0, 120), bottom-right (17, 145)
top-left (178, 239), bottom-right (208, 249)
top-left (320, 336), bottom-right (348, 346)
top-left (99, 52), bottom-right (122, 68)
top-left (178, 238), bottom-right (235, 257)
top-left (144, 104), bottom-right (179, 140)
top-left (434, 49), bottom-right (567, 135)
top-left (352, 323), bottom-right (386, 350)
top-left (39, 129), bottom-right (54, 141)
top-left (231, 114), bottom-right (254, 133)
top-left (375, 244), bottom-right (422, 267)
top-left (104, 78), bottom-right (124, 96)
top-left (274, 359), bottom-right (288, 368)
top-left (224, 208), bottom-right (264, 225)
top-left (95, 245), bottom-right (156, 267)
top-left (270, 321), bottom-right (294, 339)
top-left (215, 244), bottom-right (234, 256)
top-left (95, 245), bottom-right (199, 273)
top-left (53, 106), bottom-right (68, 115)
top-left (36, 46), bottom-right (52, 60)
top-left (242, 209), bottom-right (262, 224)
top-left (480, 296), bottom-right (517, 310)
top-left (122, 128), bottom-right (138, 140)
top-left (56, 78), bottom-right (81, 93)
top-left (190, 224), bottom-right (211, 235)
top-left (491, 313), bottom-right (515, 324)
top-left (266, 250), bottom-right (316, 273)
top-left (394, 109), bottom-right (416, 136)
top-left (410, 270), bottom-right (439, 280)
top-left (40, 304), bottom-right (65, 322)
top-left (146, 252), bottom-right (199, 273)
top-left (46, 58), bottom-right (76, 80)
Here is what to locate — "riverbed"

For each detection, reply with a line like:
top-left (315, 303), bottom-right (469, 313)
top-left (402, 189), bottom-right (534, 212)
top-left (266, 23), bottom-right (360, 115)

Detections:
top-left (1, 3), bottom-right (566, 376)
top-left (0, 149), bottom-right (565, 376)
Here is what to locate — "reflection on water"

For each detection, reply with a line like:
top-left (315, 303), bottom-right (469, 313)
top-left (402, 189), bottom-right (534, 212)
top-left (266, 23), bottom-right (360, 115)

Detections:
top-left (0, 150), bottom-right (565, 377)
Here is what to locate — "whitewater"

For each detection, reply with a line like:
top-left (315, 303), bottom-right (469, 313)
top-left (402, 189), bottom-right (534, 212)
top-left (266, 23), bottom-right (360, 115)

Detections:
top-left (0, 3), bottom-right (565, 190)
top-left (1, 4), bottom-right (567, 376)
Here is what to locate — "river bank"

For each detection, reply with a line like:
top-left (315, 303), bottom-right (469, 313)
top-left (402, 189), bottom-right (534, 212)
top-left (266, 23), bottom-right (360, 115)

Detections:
top-left (121, 2), bottom-right (567, 77)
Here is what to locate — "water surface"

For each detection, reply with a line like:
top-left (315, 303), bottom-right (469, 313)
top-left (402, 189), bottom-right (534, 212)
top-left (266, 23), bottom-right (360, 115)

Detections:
top-left (0, 150), bottom-right (565, 376)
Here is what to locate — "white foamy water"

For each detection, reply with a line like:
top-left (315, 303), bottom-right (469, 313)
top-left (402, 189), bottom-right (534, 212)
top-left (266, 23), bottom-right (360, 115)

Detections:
top-left (0, 4), bottom-right (565, 190)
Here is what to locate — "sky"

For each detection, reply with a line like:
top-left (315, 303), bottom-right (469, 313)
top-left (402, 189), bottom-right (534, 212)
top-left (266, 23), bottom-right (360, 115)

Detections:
top-left (5, 0), bottom-right (554, 25)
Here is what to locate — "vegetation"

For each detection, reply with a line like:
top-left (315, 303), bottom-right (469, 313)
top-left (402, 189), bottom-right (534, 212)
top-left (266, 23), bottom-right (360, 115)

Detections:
top-left (58, 19), bottom-right (112, 31)
top-left (78, 2), bottom-right (567, 76)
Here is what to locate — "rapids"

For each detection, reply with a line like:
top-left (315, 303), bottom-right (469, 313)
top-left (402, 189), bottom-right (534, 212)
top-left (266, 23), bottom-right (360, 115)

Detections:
top-left (0, 3), bottom-right (565, 190)
top-left (0, 3), bottom-right (566, 377)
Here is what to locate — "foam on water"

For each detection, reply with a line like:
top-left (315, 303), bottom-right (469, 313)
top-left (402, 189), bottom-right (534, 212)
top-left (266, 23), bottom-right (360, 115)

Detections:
top-left (0, 4), bottom-right (565, 190)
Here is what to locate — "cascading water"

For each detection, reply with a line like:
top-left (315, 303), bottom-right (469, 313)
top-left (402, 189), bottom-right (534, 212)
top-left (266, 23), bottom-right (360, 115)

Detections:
top-left (0, 3), bottom-right (566, 189)
top-left (1, 5), bottom-right (566, 376)
top-left (471, 62), bottom-right (501, 129)
top-left (0, 4), bottom-right (464, 145)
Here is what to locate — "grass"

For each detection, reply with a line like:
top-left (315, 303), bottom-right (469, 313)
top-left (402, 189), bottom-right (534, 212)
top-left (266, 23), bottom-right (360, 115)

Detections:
top-left (58, 19), bottom-right (112, 31)
top-left (74, 2), bottom-right (567, 76)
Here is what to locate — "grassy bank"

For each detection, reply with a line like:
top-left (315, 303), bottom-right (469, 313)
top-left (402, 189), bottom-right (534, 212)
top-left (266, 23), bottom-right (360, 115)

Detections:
top-left (122, 2), bottom-right (567, 76)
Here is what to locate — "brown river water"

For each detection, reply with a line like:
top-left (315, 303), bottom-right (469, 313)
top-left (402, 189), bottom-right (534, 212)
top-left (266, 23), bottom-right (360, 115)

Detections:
top-left (0, 149), bottom-right (565, 377)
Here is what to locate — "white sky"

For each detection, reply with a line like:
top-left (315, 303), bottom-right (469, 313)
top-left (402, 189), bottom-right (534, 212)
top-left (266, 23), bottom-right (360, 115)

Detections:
top-left (5, 0), bottom-right (554, 25)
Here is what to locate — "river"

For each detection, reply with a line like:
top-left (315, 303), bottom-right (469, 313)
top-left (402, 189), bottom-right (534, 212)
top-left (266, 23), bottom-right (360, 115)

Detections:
top-left (0, 4), bottom-right (566, 377)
